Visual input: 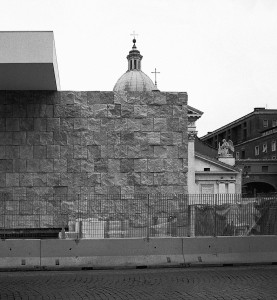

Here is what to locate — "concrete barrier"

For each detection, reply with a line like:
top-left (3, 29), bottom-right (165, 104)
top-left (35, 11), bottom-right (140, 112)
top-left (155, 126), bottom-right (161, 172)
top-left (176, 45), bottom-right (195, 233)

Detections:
top-left (1, 236), bottom-right (277, 270)
top-left (0, 239), bottom-right (40, 269)
top-left (40, 238), bottom-right (184, 268)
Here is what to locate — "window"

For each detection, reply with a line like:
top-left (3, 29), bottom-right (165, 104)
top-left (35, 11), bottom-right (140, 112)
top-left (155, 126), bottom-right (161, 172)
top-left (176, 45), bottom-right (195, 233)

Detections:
top-left (262, 166), bottom-right (268, 172)
top-left (273, 120), bottom-right (277, 127)
top-left (241, 150), bottom-right (245, 159)
top-left (272, 140), bottom-right (276, 152)
top-left (263, 143), bottom-right (267, 153)
top-left (236, 151), bottom-right (240, 159)
top-left (263, 120), bottom-right (268, 127)
top-left (255, 146), bottom-right (259, 156)
top-left (134, 60), bottom-right (137, 69)
top-left (204, 168), bottom-right (210, 171)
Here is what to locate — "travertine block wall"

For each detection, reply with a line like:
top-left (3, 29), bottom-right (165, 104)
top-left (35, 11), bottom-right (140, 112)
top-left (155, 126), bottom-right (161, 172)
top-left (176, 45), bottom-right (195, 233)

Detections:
top-left (0, 91), bottom-right (188, 196)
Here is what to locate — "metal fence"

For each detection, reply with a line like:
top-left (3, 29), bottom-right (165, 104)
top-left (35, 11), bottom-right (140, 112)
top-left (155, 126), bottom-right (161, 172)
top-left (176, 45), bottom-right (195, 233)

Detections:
top-left (0, 193), bottom-right (277, 239)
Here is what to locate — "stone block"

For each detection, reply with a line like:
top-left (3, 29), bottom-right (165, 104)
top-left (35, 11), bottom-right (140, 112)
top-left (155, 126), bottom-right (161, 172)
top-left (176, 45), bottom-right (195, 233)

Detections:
top-left (173, 132), bottom-right (183, 145)
top-left (164, 172), bottom-right (179, 185)
top-left (53, 186), bottom-right (68, 195)
top-left (47, 145), bottom-right (61, 159)
top-left (127, 172), bottom-right (141, 185)
top-left (26, 132), bottom-right (40, 145)
top-left (166, 146), bottom-right (179, 158)
top-left (13, 104), bottom-right (27, 118)
top-left (167, 118), bottom-right (179, 131)
top-left (107, 159), bottom-right (120, 173)
top-left (5, 146), bottom-right (19, 159)
top-left (113, 173), bottom-right (127, 186)
top-left (160, 132), bottom-right (173, 145)
top-left (107, 104), bottom-right (121, 118)
top-left (34, 118), bottom-right (47, 131)
top-left (33, 146), bottom-right (47, 159)
top-left (99, 91), bottom-right (114, 104)
top-left (19, 174), bottom-right (33, 187)
top-left (33, 173), bottom-right (47, 186)
top-left (27, 159), bottom-right (40, 172)
top-left (173, 105), bottom-right (185, 118)
top-left (0, 173), bottom-right (5, 187)
top-left (13, 159), bottom-right (26, 172)
top-left (81, 131), bottom-right (94, 145)
top-left (114, 91), bottom-right (128, 104)
top-left (40, 132), bottom-right (53, 145)
top-left (93, 104), bottom-right (107, 118)
top-left (121, 131), bottom-right (135, 145)
top-left (87, 173), bottom-right (101, 185)
top-left (114, 118), bottom-right (127, 131)
top-left (134, 105), bottom-right (147, 118)
top-left (73, 145), bottom-right (87, 159)
top-left (121, 185), bottom-right (134, 194)
top-left (86, 92), bottom-right (100, 106)
top-left (93, 131), bottom-right (107, 145)
top-left (19, 146), bottom-right (33, 159)
top-left (179, 117), bottom-right (187, 131)
top-left (60, 145), bottom-right (73, 159)
top-left (141, 118), bottom-right (153, 131)
top-left (101, 118), bottom-right (115, 131)
top-left (140, 145), bottom-right (154, 158)
top-left (12, 132), bottom-right (27, 145)
top-left (127, 145), bottom-right (141, 158)
top-left (0, 118), bottom-right (5, 130)
top-left (147, 132), bottom-right (160, 145)
top-left (148, 159), bottom-right (164, 172)
top-left (74, 91), bottom-right (88, 105)
top-left (154, 118), bottom-right (167, 132)
top-left (6, 118), bottom-right (19, 131)
top-left (0, 146), bottom-right (5, 159)
top-left (0, 133), bottom-right (12, 145)
top-left (6, 173), bottom-right (20, 187)
top-left (53, 131), bottom-right (68, 145)
top-left (47, 118), bottom-right (60, 131)
top-left (153, 93), bottom-right (166, 105)
top-left (74, 118), bottom-right (87, 131)
top-left (141, 172), bottom-right (154, 185)
top-left (127, 119), bottom-right (141, 131)
top-left (153, 172), bottom-right (165, 185)
top-left (114, 145), bottom-right (128, 158)
top-left (67, 159), bottom-right (81, 173)
top-left (81, 159), bottom-right (94, 173)
top-left (94, 158), bottom-right (108, 173)
top-left (19, 118), bottom-right (34, 131)
top-left (87, 118), bottom-right (100, 132)
top-left (54, 159), bottom-right (67, 172)
top-left (154, 146), bottom-right (167, 158)
top-left (60, 91), bottom-right (75, 105)
top-left (121, 103), bottom-right (133, 118)
top-left (60, 118), bottom-right (74, 131)
top-left (160, 185), bottom-right (174, 194)
top-left (88, 145), bottom-right (101, 158)
top-left (178, 145), bottom-right (187, 158)
top-left (107, 132), bottom-right (120, 145)
top-left (39, 159), bottom-right (54, 173)
top-left (60, 173), bottom-right (73, 186)
top-left (120, 159), bottom-right (134, 173)
top-left (101, 145), bottom-right (114, 157)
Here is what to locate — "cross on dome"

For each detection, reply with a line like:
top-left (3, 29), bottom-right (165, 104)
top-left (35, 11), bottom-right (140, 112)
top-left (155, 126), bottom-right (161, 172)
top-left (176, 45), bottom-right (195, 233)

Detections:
top-left (151, 68), bottom-right (160, 89)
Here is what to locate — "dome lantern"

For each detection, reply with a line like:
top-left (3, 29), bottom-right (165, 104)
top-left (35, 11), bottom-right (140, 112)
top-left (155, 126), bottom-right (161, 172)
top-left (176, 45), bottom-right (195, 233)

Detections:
top-left (113, 36), bottom-right (156, 92)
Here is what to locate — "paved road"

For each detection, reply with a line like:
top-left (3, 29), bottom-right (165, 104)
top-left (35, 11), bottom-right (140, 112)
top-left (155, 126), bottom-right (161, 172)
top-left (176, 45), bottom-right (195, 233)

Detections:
top-left (1, 266), bottom-right (277, 299)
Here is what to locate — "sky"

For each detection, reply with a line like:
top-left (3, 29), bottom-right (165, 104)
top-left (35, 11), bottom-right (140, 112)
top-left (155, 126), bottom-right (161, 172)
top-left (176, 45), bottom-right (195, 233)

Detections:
top-left (0, 0), bottom-right (277, 136)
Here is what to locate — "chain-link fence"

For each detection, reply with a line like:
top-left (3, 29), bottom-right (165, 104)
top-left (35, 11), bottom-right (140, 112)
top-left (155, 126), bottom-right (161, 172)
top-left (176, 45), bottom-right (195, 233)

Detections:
top-left (0, 193), bottom-right (276, 239)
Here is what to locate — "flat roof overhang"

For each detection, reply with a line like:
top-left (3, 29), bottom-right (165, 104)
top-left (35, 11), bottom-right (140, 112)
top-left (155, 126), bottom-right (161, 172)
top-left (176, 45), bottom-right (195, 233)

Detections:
top-left (0, 31), bottom-right (60, 91)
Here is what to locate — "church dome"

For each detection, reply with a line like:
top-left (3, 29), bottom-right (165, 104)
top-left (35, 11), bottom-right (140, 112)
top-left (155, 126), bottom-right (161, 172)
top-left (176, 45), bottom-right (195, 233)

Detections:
top-left (113, 37), bottom-right (157, 92)
top-left (113, 70), bottom-right (155, 92)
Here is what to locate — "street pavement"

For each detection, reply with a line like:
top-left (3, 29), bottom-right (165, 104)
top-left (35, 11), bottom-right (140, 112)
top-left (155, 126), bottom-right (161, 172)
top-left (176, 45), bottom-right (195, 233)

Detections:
top-left (1, 265), bottom-right (277, 299)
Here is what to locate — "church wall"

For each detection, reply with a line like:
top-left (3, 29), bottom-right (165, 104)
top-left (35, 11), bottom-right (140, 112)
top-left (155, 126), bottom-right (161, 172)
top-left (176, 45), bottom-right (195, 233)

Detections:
top-left (0, 90), bottom-right (188, 196)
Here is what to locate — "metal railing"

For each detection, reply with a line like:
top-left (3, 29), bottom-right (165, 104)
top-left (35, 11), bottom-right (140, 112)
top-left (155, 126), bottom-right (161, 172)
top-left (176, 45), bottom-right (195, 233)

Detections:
top-left (0, 193), bottom-right (276, 239)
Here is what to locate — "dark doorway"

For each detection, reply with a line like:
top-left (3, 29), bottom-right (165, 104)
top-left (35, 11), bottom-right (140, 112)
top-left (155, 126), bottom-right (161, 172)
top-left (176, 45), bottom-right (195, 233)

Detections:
top-left (242, 182), bottom-right (276, 197)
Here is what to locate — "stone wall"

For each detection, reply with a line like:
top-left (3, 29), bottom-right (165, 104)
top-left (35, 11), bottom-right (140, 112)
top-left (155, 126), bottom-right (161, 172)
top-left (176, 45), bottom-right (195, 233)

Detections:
top-left (0, 90), bottom-right (188, 196)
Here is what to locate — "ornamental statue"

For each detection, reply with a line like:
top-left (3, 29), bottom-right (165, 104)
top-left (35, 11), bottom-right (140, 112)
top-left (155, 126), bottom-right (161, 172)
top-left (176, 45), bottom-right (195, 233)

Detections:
top-left (218, 139), bottom-right (234, 157)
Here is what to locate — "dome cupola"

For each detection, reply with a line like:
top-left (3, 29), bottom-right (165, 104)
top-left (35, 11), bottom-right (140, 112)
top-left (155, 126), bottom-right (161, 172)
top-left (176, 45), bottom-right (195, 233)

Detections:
top-left (113, 38), bottom-right (156, 92)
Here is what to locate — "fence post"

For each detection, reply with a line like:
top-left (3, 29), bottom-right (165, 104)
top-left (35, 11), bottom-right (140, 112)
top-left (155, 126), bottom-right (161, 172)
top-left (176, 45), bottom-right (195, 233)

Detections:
top-left (214, 194), bottom-right (218, 237)
top-left (189, 195), bottom-right (195, 237)
top-left (146, 194), bottom-right (150, 240)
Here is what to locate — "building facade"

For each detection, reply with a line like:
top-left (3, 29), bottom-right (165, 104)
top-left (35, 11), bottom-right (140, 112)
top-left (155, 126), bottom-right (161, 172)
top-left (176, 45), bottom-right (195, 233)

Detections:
top-left (201, 108), bottom-right (277, 195)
